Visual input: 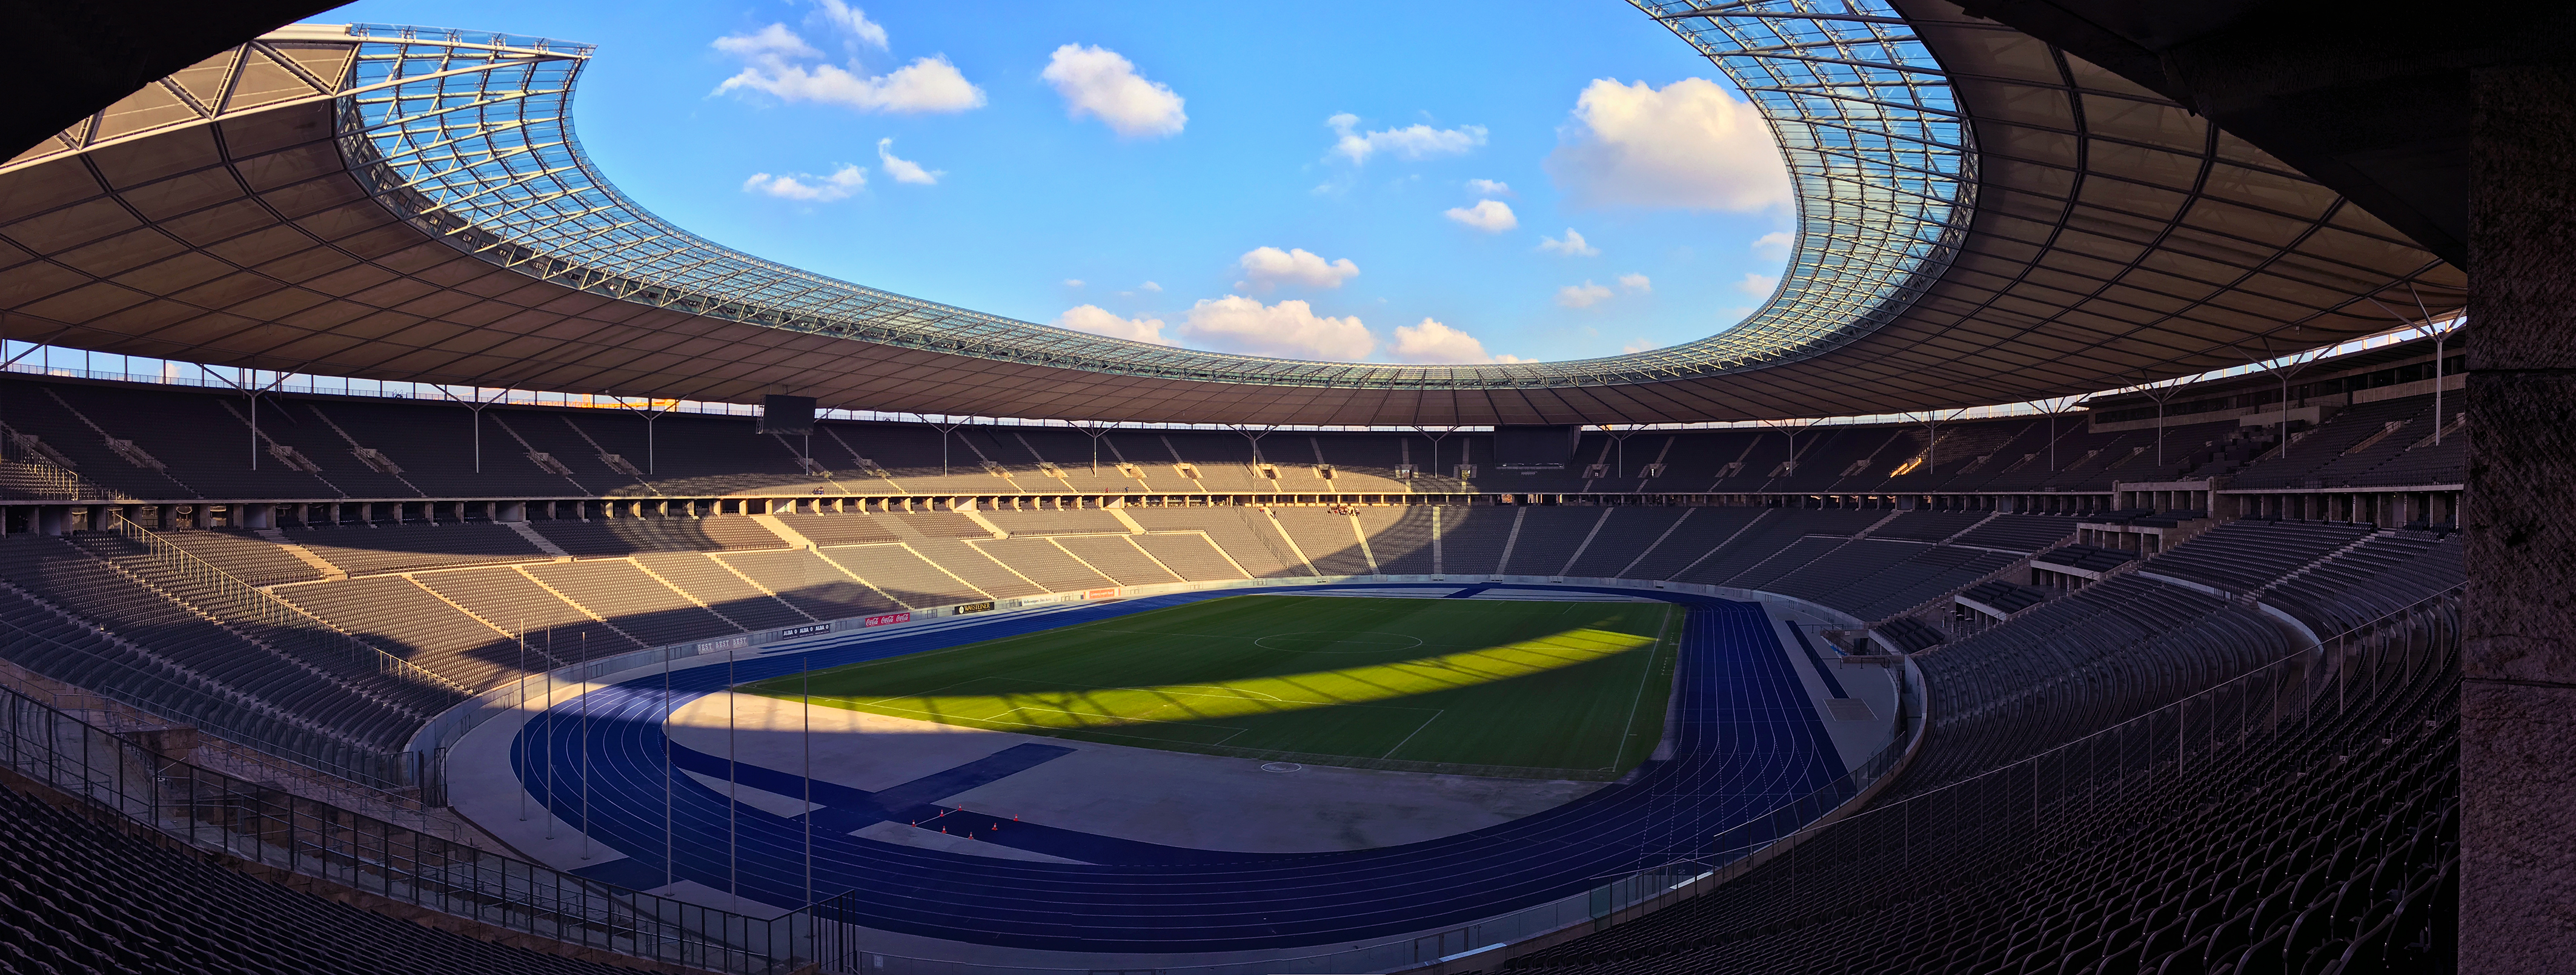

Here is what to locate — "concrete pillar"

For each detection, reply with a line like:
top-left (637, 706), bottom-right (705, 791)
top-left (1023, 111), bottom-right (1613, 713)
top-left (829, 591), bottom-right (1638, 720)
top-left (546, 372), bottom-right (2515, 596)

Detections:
top-left (2464, 61), bottom-right (2576, 973)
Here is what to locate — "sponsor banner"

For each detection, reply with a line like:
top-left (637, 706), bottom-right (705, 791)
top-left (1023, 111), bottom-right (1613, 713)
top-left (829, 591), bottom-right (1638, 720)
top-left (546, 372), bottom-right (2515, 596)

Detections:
top-left (955, 601), bottom-right (996, 615)
top-left (697, 635), bottom-right (751, 654)
top-left (1085, 587), bottom-right (1119, 600)
top-left (777, 623), bottom-right (832, 639)
top-left (862, 612), bottom-right (911, 628)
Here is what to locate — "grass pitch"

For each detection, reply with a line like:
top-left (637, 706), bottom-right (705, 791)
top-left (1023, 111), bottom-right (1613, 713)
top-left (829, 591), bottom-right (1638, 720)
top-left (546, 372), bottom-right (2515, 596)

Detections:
top-left (746, 595), bottom-right (1681, 778)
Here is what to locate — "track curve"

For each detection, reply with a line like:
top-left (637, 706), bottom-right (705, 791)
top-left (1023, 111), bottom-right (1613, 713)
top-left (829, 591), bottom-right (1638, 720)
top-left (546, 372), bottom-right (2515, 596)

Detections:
top-left (503, 586), bottom-right (1844, 953)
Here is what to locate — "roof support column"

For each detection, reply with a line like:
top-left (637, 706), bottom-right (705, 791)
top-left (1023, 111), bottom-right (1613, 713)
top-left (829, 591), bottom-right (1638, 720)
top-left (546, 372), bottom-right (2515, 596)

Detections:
top-left (2463, 59), bottom-right (2576, 975)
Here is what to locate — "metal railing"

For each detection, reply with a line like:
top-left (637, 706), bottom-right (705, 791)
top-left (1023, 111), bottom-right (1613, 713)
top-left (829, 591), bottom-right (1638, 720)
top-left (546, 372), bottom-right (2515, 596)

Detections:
top-left (0, 516), bottom-right (476, 792)
top-left (0, 680), bottom-right (828, 973)
top-left (1522, 585), bottom-right (2460, 969)
top-left (0, 609), bottom-right (428, 798)
top-left (0, 545), bottom-right (2451, 974)
top-left (0, 654), bottom-right (495, 848)
top-left (104, 515), bottom-right (471, 699)
top-left (0, 457), bottom-right (131, 502)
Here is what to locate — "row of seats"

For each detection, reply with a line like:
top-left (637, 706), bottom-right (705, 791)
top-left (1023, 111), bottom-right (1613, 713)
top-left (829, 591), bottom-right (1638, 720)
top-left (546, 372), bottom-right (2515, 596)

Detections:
top-left (1507, 628), bottom-right (2457, 975)
top-left (0, 782), bottom-right (634, 975)
top-left (1957, 579), bottom-right (2050, 615)
top-left (2032, 543), bottom-right (2138, 575)
top-left (0, 584), bottom-right (391, 782)
top-left (0, 376), bottom-right (2469, 503)
top-left (2231, 395), bottom-right (2465, 489)
top-left (2262, 531), bottom-right (2464, 637)
top-left (0, 537), bottom-right (429, 753)
top-left (2146, 520), bottom-right (2379, 595)
top-left (0, 492), bottom-right (2463, 974)
top-left (1505, 517), bottom-right (2463, 974)
top-left (7, 507), bottom-right (2078, 715)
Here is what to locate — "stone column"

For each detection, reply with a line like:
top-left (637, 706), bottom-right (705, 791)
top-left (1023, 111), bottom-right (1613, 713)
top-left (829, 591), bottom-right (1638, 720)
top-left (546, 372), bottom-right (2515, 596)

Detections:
top-left (2463, 61), bottom-right (2576, 973)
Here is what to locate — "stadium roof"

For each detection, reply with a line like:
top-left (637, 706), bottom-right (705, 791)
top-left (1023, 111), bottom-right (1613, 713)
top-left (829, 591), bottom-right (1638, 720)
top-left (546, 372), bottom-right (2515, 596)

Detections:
top-left (0, 1), bottom-right (2462, 426)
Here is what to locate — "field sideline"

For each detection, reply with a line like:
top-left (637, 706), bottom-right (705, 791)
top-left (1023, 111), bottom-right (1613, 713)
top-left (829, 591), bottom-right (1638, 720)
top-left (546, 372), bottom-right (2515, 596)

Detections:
top-left (746, 595), bottom-right (1683, 778)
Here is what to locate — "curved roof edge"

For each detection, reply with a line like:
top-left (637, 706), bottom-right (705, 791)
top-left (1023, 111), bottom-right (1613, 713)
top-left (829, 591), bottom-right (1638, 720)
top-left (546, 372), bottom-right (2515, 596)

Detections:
top-left (0, 5), bottom-right (2463, 427)
top-left (333, 5), bottom-right (1971, 391)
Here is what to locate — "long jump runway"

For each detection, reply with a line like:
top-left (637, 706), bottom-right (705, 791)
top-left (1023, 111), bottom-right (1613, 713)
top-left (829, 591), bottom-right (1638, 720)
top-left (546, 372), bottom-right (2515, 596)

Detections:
top-left (500, 586), bottom-right (1843, 953)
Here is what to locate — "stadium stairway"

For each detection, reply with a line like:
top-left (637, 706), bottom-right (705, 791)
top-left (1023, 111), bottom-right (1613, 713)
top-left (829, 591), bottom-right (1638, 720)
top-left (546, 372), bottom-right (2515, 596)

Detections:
top-left (0, 494), bottom-right (2465, 970)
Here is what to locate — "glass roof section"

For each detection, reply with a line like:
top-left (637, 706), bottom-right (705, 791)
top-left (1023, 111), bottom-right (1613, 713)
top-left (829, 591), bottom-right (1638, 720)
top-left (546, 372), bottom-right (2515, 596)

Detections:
top-left (331, 5), bottom-right (1972, 391)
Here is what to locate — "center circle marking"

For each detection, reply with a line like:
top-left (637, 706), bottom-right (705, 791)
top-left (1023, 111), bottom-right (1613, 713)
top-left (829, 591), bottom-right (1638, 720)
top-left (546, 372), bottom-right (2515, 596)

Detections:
top-left (1252, 631), bottom-right (1427, 653)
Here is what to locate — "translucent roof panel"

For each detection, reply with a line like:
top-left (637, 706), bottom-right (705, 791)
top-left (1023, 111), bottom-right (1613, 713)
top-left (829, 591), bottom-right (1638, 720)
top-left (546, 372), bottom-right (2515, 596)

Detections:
top-left (332, 11), bottom-right (1971, 391)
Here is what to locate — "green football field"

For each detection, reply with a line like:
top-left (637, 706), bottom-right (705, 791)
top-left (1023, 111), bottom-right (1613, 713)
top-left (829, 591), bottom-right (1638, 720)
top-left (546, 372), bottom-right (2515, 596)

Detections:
top-left (746, 595), bottom-right (1682, 778)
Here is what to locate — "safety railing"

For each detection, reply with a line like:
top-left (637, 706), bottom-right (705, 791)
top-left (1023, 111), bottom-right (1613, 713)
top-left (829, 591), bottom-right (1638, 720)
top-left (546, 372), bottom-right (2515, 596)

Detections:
top-left (0, 567), bottom-right (2451, 975)
top-left (1510, 584), bottom-right (2460, 971)
top-left (0, 457), bottom-right (130, 502)
top-left (0, 610), bottom-right (432, 796)
top-left (105, 515), bottom-right (471, 700)
top-left (0, 680), bottom-right (829, 974)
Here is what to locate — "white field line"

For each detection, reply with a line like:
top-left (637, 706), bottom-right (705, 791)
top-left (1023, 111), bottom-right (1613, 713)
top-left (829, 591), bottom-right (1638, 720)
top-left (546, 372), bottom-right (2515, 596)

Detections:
top-left (1380, 709), bottom-right (1446, 759)
top-left (1155, 684), bottom-right (1288, 701)
top-left (1608, 606), bottom-right (1685, 770)
top-left (846, 676), bottom-right (1439, 716)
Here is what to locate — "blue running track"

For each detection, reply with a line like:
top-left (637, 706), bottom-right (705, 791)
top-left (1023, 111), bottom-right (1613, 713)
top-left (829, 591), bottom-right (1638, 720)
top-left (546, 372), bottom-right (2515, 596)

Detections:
top-left (508, 586), bottom-right (1841, 953)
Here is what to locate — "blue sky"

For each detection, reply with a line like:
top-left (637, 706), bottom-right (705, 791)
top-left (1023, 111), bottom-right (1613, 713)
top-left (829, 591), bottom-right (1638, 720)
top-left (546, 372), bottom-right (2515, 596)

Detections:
top-left (321, 0), bottom-right (1796, 364)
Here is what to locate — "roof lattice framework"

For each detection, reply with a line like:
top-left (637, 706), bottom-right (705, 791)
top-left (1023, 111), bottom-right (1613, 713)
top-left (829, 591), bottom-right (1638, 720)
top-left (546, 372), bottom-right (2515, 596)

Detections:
top-left (0, 2), bottom-right (2461, 425)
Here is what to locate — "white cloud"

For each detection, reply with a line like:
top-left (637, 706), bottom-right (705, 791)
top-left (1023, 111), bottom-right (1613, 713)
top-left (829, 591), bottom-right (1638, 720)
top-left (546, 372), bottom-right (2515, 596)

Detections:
top-left (1444, 199), bottom-right (1518, 233)
top-left (1179, 296), bottom-right (1372, 360)
top-left (1556, 281), bottom-right (1613, 308)
top-left (1622, 338), bottom-right (1656, 353)
top-left (1042, 44), bottom-right (1187, 138)
top-left (1545, 78), bottom-right (1790, 211)
top-left (1056, 305), bottom-right (1172, 345)
top-left (1538, 228), bottom-right (1598, 257)
top-left (808, 0), bottom-right (887, 48)
top-left (1234, 246), bottom-right (1359, 291)
top-left (1736, 272), bottom-right (1780, 298)
top-left (712, 24), bottom-right (984, 114)
top-left (1466, 178), bottom-right (1513, 196)
top-left (1619, 273), bottom-right (1652, 293)
top-left (1751, 230), bottom-right (1794, 260)
top-left (875, 137), bottom-right (941, 185)
top-left (715, 22), bottom-right (819, 62)
top-left (1138, 281), bottom-right (1163, 292)
top-left (1063, 279), bottom-right (1084, 288)
top-left (1389, 319), bottom-right (1523, 364)
top-left (741, 164), bottom-right (866, 201)
top-left (1327, 114), bottom-right (1487, 165)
